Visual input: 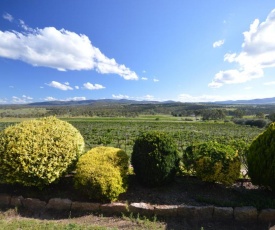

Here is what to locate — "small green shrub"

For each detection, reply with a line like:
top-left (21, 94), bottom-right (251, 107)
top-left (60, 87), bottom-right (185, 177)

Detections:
top-left (131, 131), bottom-right (180, 187)
top-left (233, 118), bottom-right (269, 128)
top-left (74, 146), bottom-right (129, 202)
top-left (184, 142), bottom-right (240, 185)
top-left (0, 116), bottom-right (85, 188)
top-left (230, 140), bottom-right (250, 177)
top-left (247, 122), bottom-right (275, 190)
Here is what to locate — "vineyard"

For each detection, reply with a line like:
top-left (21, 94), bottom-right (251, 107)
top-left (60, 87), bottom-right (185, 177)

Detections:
top-left (0, 118), bottom-right (263, 157)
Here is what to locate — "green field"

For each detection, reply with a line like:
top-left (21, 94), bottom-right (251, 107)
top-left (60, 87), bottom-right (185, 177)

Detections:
top-left (0, 117), bottom-right (264, 156)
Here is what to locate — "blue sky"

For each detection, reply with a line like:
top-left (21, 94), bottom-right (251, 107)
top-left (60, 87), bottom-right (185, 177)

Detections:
top-left (1, 1), bottom-right (275, 104)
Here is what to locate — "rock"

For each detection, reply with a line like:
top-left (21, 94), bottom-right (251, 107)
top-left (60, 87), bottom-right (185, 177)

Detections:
top-left (71, 201), bottom-right (100, 212)
top-left (10, 196), bottom-right (23, 207)
top-left (22, 198), bottom-right (46, 210)
top-left (46, 198), bottom-right (72, 210)
top-left (178, 205), bottom-right (214, 220)
top-left (213, 207), bottom-right (233, 220)
top-left (234, 206), bottom-right (258, 221)
top-left (258, 209), bottom-right (275, 223)
top-left (100, 202), bottom-right (128, 214)
top-left (0, 194), bottom-right (11, 207)
top-left (129, 202), bottom-right (154, 216)
top-left (153, 205), bottom-right (178, 216)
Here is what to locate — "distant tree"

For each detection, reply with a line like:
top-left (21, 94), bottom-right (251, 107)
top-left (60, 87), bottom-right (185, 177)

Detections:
top-left (255, 112), bottom-right (265, 119)
top-left (268, 112), bottom-right (275, 122)
top-left (233, 109), bottom-right (245, 118)
top-left (194, 110), bottom-right (201, 119)
top-left (201, 109), bottom-right (226, 120)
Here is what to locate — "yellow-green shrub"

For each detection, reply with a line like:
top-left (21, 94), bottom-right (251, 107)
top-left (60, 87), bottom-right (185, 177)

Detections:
top-left (83, 146), bottom-right (129, 180)
top-left (74, 146), bottom-right (129, 202)
top-left (247, 122), bottom-right (275, 190)
top-left (0, 116), bottom-right (85, 187)
top-left (184, 142), bottom-right (241, 186)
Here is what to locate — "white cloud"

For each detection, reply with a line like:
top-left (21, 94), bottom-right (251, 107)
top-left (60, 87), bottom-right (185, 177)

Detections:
top-left (44, 96), bottom-right (86, 101)
top-left (46, 81), bottom-right (73, 90)
top-left (244, 86), bottom-right (253, 90)
top-left (3, 13), bottom-right (13, 22)
top-left (210, 9), bottom-right (275, 88)
top-left (213, 39), bottom-right (225, 48)
top-left (83, 82), bottom-right (105, 90)
top-left (44, 96), bottom-right (57, 101)
top-left (141, 77), bottom-right (148, 80)
top-left (0, 98), bottom-right (8, 104)
top-left (153, 78), bottom-right (159, 82)
top-left (12, 95), bottom-right (33, 104)
top-left (0, 23), bottom-right (138, 80)
top-left (178, 93), bottom-right (260, 103)
top-left (75, 86), bottom-right (79, 89)
top-left (22, 95), bottom-right (33, 100)
top-left (67, 97), bottom-right (86, 101)
top-left (263, 81), bottom-right (275, 86)
top-left (112, 94), bottom-right (130, 99)
top-left (19, 19), bottom-right (34, 32)
top-left (143, 95), bottom-right (155, 100)
top-left (208, 67), bottom-right (263, 88)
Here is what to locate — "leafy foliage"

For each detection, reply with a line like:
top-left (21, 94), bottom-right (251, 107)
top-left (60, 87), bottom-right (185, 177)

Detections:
top-left (0, 117), bottom-right (85, 188)
top-left (131, 131), bottom-right (180, 187)
top-left (184, 142), bottom-right (241, 185)
top-left (74, 146), bottom-right (129, 202)
top-left (247, 122), bottom-right (275, 190)
top-left (233, 119), bottom-right (269, 128)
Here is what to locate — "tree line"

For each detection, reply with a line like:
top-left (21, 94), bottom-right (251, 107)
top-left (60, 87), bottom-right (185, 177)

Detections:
top-left (1, 102), bottom-right (275, 121)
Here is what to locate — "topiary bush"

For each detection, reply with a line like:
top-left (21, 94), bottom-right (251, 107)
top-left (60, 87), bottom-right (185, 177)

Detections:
top-left (184, 142), bottom-right (240, 185)
top-left (131, 131), bottom-right (180, 187)
top-left (0, 116), bottom-right (85, 188)
top-left (247, 122), bottom-right (275, 190)
top-left (74, 146), bottom-right (129, 202)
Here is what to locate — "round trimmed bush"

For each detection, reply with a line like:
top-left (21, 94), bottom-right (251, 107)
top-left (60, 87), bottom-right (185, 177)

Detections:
top-left (0, 116), bottom-right (85, 187)
top-left (185, 142), bottom-right (240, 185)
top-left (131, 131), bottom-right (180, 187)
top-left (74, 146), bottom-right (129, 202)
top-left (247, 122), bottom-right (275, 190)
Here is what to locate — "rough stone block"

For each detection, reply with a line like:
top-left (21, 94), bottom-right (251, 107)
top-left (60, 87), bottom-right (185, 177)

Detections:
top-left (0, 194), bottom-right (11, 207)
top-left (100, 202), bottom-right (128, 214)
top-left (234, 206), bottom-right (258, 221)
top-left (178, 205), bottom-right (214, 220)
top-left (71, 202), bottom-right (100, 212)
top-left (22, 198), bottom-right (46, 210)
top-left (258, 209), bottom-right (275, 222)
top-left (129, 202), bottom-right (154, 216)
top-left (153, 205), bottom-right (178, 216)
top-left (213, 207), bottom-right (233, 220)
top-left (46, 198), bottom-right (72, 210)
top-left (10, 196), bottom-right (23, 207)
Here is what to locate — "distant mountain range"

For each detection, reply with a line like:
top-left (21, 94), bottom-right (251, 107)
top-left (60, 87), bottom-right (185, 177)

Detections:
top-left (217, 97), bottom-right (275, 105)
top-left (27, 97), bottom-right (275, 106)
top-left (28, 99), bottom-right (162, 106)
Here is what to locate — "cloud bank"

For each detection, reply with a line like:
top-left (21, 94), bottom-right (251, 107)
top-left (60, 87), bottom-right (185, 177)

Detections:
top-left (209, 9), bottom-right (275, 88)
top-left (46, 81), bottom-right (105, 91)
top-left (0, 17), bottom-right (138, 80)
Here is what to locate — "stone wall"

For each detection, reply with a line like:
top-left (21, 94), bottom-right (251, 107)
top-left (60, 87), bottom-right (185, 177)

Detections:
top-left (0, 193), bottom-right (275, 224)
